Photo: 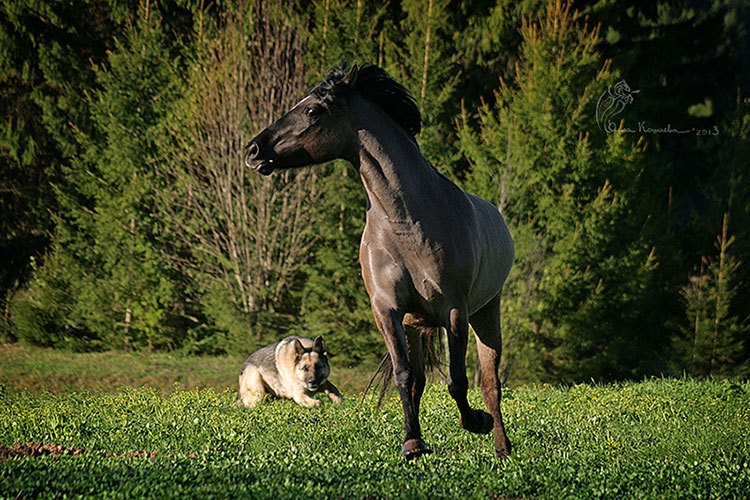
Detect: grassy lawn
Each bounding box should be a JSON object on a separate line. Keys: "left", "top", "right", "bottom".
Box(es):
{"left": 1, "top": 362, "right": 748, "bottom": 498}
{"left": 0, "top": 343, "right": 375, "bottom": 396}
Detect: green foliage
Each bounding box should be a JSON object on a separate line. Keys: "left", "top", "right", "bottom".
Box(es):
{"left": 3, "top": 0, "right": 748, "bottom": 381}
{"left": 174, "top": 283, "right": 254, "bottom": 357}
{"left": 676, "top": 215, "right": 748, "bottom": 377}
{"left": 12, "top": 3, "right": 182, "bottom": 350}
{"left": 0, "top": 0, "right": 128, "bottom": 326}
{"left": 461, "top": 2, "right": 660, "bottom": 383}
{"left": 385, "top": 0, "right": 459, "bottom": 170}
{"left": 1, "top": 379, "right": 749, "bottom": 498}
{"left": 308, "top": 0, "right": 387, "bottom": 75}
{"left": 453, "top": 0, "right": 546, "bottom": 125}
{"left": 9, "top": 249, "right": 91, "bottom": 350}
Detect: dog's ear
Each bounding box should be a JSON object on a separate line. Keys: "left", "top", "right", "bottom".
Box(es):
{"left": 313, "top": 335, "right": 327, "bottom": 356}
{"left": 293, "top": 338, "right": 305, "bottom": 360}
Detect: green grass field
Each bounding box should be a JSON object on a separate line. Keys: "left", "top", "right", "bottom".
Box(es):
{"left": 1, "top": 345, "right": 749, "bottom": 498}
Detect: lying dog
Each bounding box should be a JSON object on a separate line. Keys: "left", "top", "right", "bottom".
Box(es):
{"left": 237, "top": 335, "right": 343, "bottom": 408}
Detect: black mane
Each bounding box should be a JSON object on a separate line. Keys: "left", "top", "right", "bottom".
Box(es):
{"left": 311, "top": 63, "right": 422, "bottom": 138}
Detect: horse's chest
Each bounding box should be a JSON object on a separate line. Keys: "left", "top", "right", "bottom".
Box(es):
{"left": 362, "top": 220, "right": 455, "bottom": 300}
{"left": 391, "top": 223, "right": 446, "bottom": 269}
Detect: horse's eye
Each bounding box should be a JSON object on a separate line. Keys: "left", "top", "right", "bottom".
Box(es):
{"left": 306, "top": 107, "right": 320, "bottom": 117}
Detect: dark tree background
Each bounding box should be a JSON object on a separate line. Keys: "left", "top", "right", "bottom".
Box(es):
{"left": 1, "top": 0, "right": 748, "bottom": 382}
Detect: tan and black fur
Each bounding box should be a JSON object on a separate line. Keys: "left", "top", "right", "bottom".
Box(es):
{"left": 237, "top": 335, "right": 343, "bottom": 408}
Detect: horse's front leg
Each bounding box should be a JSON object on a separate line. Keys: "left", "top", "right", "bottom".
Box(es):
{"left": 446, "top": 307, "right": 494, "bottom": 435}
{"left": 371, "top": 302, "right": 430, "bottom": 459}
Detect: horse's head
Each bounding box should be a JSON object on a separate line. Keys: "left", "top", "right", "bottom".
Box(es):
{"left": 245, "top": 65, "right": 359, "bottom": 175}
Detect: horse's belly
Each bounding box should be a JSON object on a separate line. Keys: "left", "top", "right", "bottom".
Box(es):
{"left": 360, "top": 204, "right": 513, "bottom": 320}
{"left": 403, "top": 312, "right": 441, "bottom": 328}
{"left": 465, "top": 248, "right": 513, "bottom": 315}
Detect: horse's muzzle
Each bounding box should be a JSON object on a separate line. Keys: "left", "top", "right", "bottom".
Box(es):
{"left": 244, "top": 142, "right": 274, "bottom": 175}
{"left": 248, "top": 160, "right": 274, "bottom": 176}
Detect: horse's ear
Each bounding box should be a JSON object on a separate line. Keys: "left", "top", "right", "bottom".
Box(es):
{"left": 342, "top": 63, "right": 358, "bottom": 87}
{"left": 313, "top": 335, "right": 327, "bottom": 356}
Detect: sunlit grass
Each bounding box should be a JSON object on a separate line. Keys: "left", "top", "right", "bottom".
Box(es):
{"left": 1, "top": 378, "right": 748, "bottom": 498}
{"left": 0, "top": 343, "right": 375, "bottom": 396}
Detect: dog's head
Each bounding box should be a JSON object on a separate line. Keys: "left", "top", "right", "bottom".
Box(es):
{"left": 292, "top": 336, "right": 331, "bottom": 392}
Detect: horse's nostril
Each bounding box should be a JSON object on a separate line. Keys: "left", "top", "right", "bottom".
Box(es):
{"left": 246, "top": 142, "right": 260, "bottom": 160}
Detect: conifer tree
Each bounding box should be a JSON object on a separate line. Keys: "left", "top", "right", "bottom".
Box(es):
{"left": 309, "top": 0, "right": 386, "bottom": 75}
{"left": 386, "top": 0, "right": 458, "bottom": 169}
{"left": 460, "top": 1, "right": 659, "bottom": 382}
{"left": 0, "top": 0, "right": 128, "bottom": 329}
{"left": 677, "top": 214, "right": 747, "bottom": 377}
{"left": 13, "top": 2, "right": 182, "bottom": 349}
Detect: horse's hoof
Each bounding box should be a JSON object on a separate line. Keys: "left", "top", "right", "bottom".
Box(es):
{"left": 461, "top": 409, "right": 494, "bottom": 434}
{"left": 495, "top": 436, "right": 512, "bottom": 459}
{"left": 401, "top": 438, "right": 432, "bottom": 460}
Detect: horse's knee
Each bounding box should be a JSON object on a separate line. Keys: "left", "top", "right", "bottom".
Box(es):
{"left": 393, "top": 365, "right": 413, "bottom": 390}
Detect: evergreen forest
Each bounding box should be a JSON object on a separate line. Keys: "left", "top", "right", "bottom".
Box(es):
{"left": 2, "top": 0, "right": 748, "bottom": 383}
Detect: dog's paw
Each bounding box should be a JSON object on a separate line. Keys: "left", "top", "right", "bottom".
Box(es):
{"left": 330, "top": 394, "right": 343, "bottom": 405}
{"left": 302, "top": 398, "right": 323, "bottom": 408}
{"left": 294, "top": 395, "right": 322, "bottom": 408}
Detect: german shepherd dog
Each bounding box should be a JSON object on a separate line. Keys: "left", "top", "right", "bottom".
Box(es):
{"left": 237, "top": 336, "right": 343, "bottom": 408}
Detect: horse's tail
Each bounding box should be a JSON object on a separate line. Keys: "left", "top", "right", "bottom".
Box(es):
{"left": 362, "top": 327, "right": 445, "bottom": 409}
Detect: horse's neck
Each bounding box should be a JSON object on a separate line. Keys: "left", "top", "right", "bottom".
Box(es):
{"left": 353, "top": 105, "right": 444, "bottom": 223}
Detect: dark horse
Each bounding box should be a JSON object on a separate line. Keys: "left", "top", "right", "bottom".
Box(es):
{"left": 245, "top": 64, "right": 514, "bottom": 459}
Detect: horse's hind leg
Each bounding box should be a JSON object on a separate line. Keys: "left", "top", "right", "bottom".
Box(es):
{"left": 446, "top": 307, "right": 494, "bottom": 435}
{"left": 469, "top": 294, "right": 512, "bottom": 459}
{"left": 372, "top": 303, "right": 430, "bottom": 459}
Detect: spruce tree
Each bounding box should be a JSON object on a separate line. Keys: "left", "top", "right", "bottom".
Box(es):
{"left": 309, "top": 0, "right": 386, "bottom": 75}
{"left": 677, "top": 214, "right": 747, "bottom": 377}
{"left": 13, "top": 2, "right": 182, "bottom": 349}
{"left": 385, "top": 0, "right": 458, "bottom": 169}
{"left": 0, "top": 0, "right": 128, "bottom": 330}
{"left": 460, "top": 1, "right": 659, "bottom": 382}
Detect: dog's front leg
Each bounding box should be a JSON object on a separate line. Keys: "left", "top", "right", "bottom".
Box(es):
{"left": 321, "top": 380, "right": 343, "bottom": 404}
{"left": 293, "top": 391, "right": 322, "bottom": 408}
